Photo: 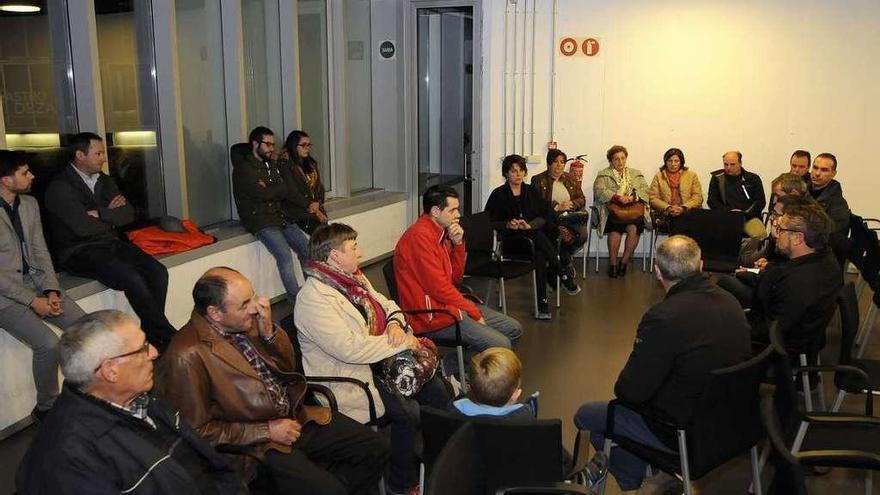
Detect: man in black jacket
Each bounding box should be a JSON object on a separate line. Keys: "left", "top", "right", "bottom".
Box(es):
{"left": 574, "top": 235, "right": 751, "bottom": 492}
{"left": 232, "top": 126, "right": 309, "bottom": 304}
{"left": 747, "top": 203, "right": 842, "bottom": 355}
{"left": 16, "top": 310, "right": 245, "bottom": 495}
{"left": 44, "top": 132, "right": 175, "bottom": 350}
{"left": 809, "top": 153, "right": 850, "bottom": 237}
{"left": 707, "top": 150, "right": 767, "bottom": 238}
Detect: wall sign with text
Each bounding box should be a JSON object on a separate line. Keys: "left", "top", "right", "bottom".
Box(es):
{"left": 558, "top": 37, "right": 601, "bottom": 58}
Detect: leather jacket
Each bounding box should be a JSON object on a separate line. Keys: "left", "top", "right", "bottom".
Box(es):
{"left": 159, "top": 312, "right": 331, "bottom": 480}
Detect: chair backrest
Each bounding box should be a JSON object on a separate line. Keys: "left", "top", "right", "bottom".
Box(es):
{"left": 382, "top": 257, "right": 400, "bottom": 302}
{"left": 279, "top": 314, "right": 306, "bottom": 373}
{"left": 421, "top": 406, "right": 565, "bottom": 494}
{"left": 460, "top": 211, "right": 494, "bottom": 253}
{"left": 425, "top": 423, "right": 483, "bottom": 495}
{"left": 836, "top": 283, "right": 860, "bottom": 367}
{"left": 760, "top": 394, "right": 809, "bottom": 495}
{"left": 670, "top": 209, "right": 743, "bottom": 272}
{"left": 686, "top": 345, "right": 775, "bottom": 477}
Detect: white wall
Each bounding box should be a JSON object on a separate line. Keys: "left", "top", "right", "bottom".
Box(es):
{"left": 480, "top": 0, "right": 880, "bottom": 217}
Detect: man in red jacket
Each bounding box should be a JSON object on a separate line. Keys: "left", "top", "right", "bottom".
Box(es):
{"left": 394, "top": 185, "right": 522, "bottom": 374}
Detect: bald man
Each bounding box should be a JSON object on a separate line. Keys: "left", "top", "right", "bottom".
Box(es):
{"left": 159, "top": 267, "right": 389, "bottom": 495}
{"left": 707, "top": 151, "right": 767, "bottom": 238}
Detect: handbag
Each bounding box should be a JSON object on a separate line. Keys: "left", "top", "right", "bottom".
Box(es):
{"left": 374, "top": 337, "right": 440, "bottom": 397}
{"left": 607, "top": 200, "right": 645, "bottom": 224}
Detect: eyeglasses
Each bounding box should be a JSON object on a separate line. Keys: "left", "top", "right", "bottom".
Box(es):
{"left": 260, "top": 141, "right": 275, "bottom": 148}
{"left": 773, "top": 225, "right": 803, "bottom": 236}
{"left": 93, "top": 341, "right": 151, "bottom": 373}
{"left": 297, "top": 143, "right": 312, "bottom": 148}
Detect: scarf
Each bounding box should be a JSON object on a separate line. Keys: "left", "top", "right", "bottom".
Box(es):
{"left": 664, "top": 169, "right": 683, "bottom": 206}
{"left": 611, "top": 166, "right": 631, "bottom": 195}
{"left": 304, "top": 261, "right": 388, "bottom": 335}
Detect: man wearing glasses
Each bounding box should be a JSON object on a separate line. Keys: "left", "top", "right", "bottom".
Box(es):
{"left": 231, "top": 126, "right": 310, "bottom": 305}
{"left": 16, "top": 310, "right": 245, "bottom": 494}
{"left": 743, "top": 203, "right": 842, "bottom": 353}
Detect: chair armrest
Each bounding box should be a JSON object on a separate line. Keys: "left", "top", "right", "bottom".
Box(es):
{"left": 803, "top": 413, "right": 880, "bottom": 427}
{"left": 797, "top": 449, "right": 880, "bottom": 468}
{"left": 794, "top": 364, "right": 870, "bottom": 383}
{"left": 303, "top": 375, "right": 378, "bottom": 424}
{"left": 401, "top": 308, "right": 463, "bottom": 346}
{"left": 496, "top": 482, "right": 595, "bottom": 495}
{"left": 306, "top": 382, "right": 338, "bottom": 412}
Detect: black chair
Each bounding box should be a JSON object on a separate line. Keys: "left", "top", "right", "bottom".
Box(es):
{"left": 420, "top": 406, "right": 592, "bottom": 495}
{"left": 670, "top": 209, "right": 744, "bottom": 273}
{"left": 847, "top": 217, "right": 880, "bottom": 357}
{"left": 586, "top": 205, "right": 650, "bottom": 274}
{"left": 598, "top": 345, "right": 775, "bottom": 495}
{"left": 763, "top": 333, "right": 880, "bottom": 495}
{"left": 758, "top": 394, "right": 810, "bottom": 495}
{"left": 459, "top": 211, "right": 539, "bottom": 317}
{"left": 381, "top": 257, "right": 468, "bottom": 390}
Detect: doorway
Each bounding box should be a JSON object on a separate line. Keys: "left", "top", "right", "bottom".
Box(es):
{"left": 412, "top": 3, "right": 481, "bottom": 216}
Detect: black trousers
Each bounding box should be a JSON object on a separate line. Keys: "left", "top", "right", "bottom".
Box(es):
{"left": 260, "top": 412, "right": 390, "bottom": 495}
{"left": 63, "top": 240, "right": 176, "bottom": 350}
{"left": 505, "top": 230, "right": 563, "bottom": 302}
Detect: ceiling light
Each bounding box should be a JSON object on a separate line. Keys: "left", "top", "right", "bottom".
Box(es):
{"left": 0, "top": 2, "right": 41, "bottom": 13}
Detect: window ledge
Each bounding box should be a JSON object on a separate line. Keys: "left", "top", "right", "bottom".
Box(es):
{"left": 60, "top": 190, "right": 408, "bottom": 300}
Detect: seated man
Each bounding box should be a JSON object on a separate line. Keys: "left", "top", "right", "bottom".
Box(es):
{"left": 808, "top": 152, "right": 850, "bottom": 239}
{"left": 160, "top": 267, "right": 388, "bottom": 495}
{"left": 394, "top": 185, "right": 523, "bottom": 372}
{"left": 745, "top": 203, "right": 842, "bottom": 355}
{"left": 739, "top": 176, "right": 809, "bottom": 268}
{"left": 788, "top": 149, "right": 811, "bottom": 183}
{"left": 574, "top": 236, "right": 751, "bottom": 492}
{"left": 0, "top": 150, "right": 85, "bottom": 420}
{"left": 16, "top": 310, "right": 244, "bottom": 494}
{"left": 707, "top": 151, "right": 767, "bottom": 238}
{"left": 231, "top": 126, "right": 309, "bottom": 305}
{"left": 44, "top": 132, "right": 175, "bottom": 350}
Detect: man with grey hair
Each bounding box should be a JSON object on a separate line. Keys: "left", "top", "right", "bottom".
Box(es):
{"left": 573, "top": 236, "right": 751, "bottom": 493}
{"left": 16, "top": 310, "right": 245, "bottom": 494}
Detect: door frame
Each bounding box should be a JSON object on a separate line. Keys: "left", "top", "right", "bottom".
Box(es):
{"left": 404, "top": 0, "right": 482, "bottom": 221}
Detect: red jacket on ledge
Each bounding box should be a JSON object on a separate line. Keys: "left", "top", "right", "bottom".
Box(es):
{"left": 394, "top": 214, "right": 482, "bottom": 334}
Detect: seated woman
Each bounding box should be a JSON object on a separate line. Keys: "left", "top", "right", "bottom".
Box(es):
{"left": 294, "top": 223, "right": 451, "bottom": 495}
{"left": 647, "top": 148, "right": 703, "bottom": 230}
{"left": 531, "top": 149, "right": 589, "bottom": 278}
{"left": 593, "top": 145, "right": 651, "bottom": 278}
{"left": 485, "top": 154, "right": 580, "bottom": 320}
{"left": 282, "top": 130, "right": 328, "bottom": 234}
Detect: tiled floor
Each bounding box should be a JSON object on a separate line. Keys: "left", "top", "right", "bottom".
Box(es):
{"left": 1, "top": 258, "right": 877, "bottom": 494}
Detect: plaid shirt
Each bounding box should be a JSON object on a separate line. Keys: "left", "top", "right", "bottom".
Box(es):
{"left": 209, "top": 320, "right": 291, "bottom": 417}
{"left": 109, "top": 393, "right": 156, "bottom": 429}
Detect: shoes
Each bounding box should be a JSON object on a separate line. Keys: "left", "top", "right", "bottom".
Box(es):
{"left": 618, "top": 260, "right": 628, "bottom": 276}
{"left": 564, "top": 261, "right": 577, "bottom": 280}
{"left": 608, "top": 262, "right": 618, "bottom": 278}
{"left": 537, "top": 299, "right": 552, "bottom": 320}
{"left": 636, "top": 469, "right": 684, "bottom": 495}
{"left": 581, "top": 452, "right": 609, "bottom": 488}
{"left": 31, "top": 406, "right": 50, "bottom": 422}
{"left": 561, "top": 274, "right": 581, "bottom": 295}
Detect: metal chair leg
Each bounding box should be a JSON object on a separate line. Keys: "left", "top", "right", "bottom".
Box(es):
{"left": 831, "top": 389, "right": 847, "bottom": 412}
{"left": 748, "top": 443, "right": 770, "bottom": 495}
{"left": 532, "top": 271, "right": 538, "bottom": 318}
{"left": 599, "top": 439, "right": 613, "bottom": 495}
{"left": 556, "top": 274, "right": 561, "bottom": 308}
{"left": 677, "top": 430, "right": 693, "bottom": 495}
{"left": 500, "top": 278, "right": 508, "bottom": 315}
{"left": 799, "top": 354, "right": 814, "bottom": 412}
{"left": 641, "top": 231, "right": 648, "bottom": 272}
{"left": 456, "top": 345, "right": 467, "bottom": 392}
{"left": 856, "top": 303, "right": 878, "bottom": 359}
{"left": 816, "top": 355, "right": 827, "bottom": 411}
{"left": 750, "top": 445, "right": 763, "bottom": 495}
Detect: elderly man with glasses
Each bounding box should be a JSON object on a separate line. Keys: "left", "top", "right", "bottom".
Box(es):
{"left": 16, "top": 310, "right": 246, "bottom": 494}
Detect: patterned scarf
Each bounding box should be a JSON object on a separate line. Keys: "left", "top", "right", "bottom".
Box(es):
{"left": 611, "top": 166, "right": 631, "bottom": 195}
{"left": 304, "top": 261, "right": 388, "bottom": 335}
{"left": 665, "top": 169, "right": 683, "bottom": 206}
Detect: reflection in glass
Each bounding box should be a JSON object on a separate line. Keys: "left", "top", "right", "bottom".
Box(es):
{"left": 343, "top": 0, "right": 373, "bottom": 192}
{"left": 0, "top": 5, "right": 77, "bottom": 205}
{"left": 242, "top": 0, "right": 282, "bottom": 132}
{"left": 175, "top": 0, "right": 229, "bottom": 225}
{"left": 95, "top": 0, "right": 165, "bottom": 220}
{"left": 297, "top": 0, "right": 331, "bottom": 192}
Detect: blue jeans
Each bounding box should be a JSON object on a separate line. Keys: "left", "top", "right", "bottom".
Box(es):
{"left": 574, "top": 401, "right": 676, "bottom": 491}
{"left": 256, "top": 224, "right": 310, "bottom": 304}
{"left": 425, "top": 304, "right": 523, "bottom": 374}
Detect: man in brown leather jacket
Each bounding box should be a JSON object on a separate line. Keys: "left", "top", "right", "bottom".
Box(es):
{"left": 159, "top": 267, "right": 389, "bottom": 495}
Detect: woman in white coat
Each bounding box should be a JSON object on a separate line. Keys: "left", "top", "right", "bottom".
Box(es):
{"left": 294, "top": 223, "right": 450, "bottom": 495}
